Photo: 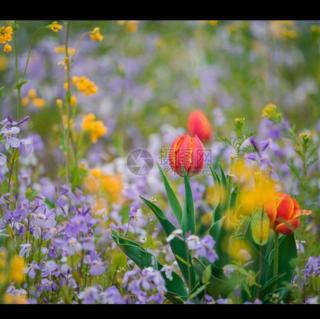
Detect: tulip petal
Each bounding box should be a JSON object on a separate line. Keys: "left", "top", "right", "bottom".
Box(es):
{"left": 275, "top": 219, "right": 300, "bottom": 235}
{"left": 190, "top": 135, "right": 204, "bottom": 175}
{"left": 264, "top": 200, "right": 277, "bottom": 226}
{"left": 169, "top": 135, "right": 185, "bottom": 175}
{"left": 276, "top": 194, "right": 294, "bottom": 223}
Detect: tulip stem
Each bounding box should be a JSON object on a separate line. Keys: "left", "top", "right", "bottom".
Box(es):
{"left": 273, "top": 232, "right": 279, "bottom": 279}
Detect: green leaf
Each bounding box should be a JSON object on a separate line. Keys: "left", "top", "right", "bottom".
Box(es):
{"left": 209, "top": 218, "right": 223, "bottom": 243}
{"left": 250, "top": 211, "right": 270, "bottom": 246}
{"left": 261, "top": 273, "right": 286, "bottom": 293}
{"left": 218, "top": 165, "right": 227, "bottom": 188}
{"left": 210, "top": 166, "right": 221, "bottom": 185}
{"left": 202, "top": 265, "right": 212, "bottom": 284}
{"left": 140, "top": 196, "right": 197, "bottom": 290}
{"left": 188, "top": 283, "right": 209, "bottom": 301}
{"left": 44, "top": 198, "right": 55, "bottom": 209}
{"left": 278, "top": 234, "right": 297, "bottom": 283}
{"left": 158, "top": 164, "right": 182, "bottom": 223}
{"left": 229, "top": 187, "right": 238, "bottom": 208}
{"left": 25, "top": 188, "right": 39, "bottom": 201}
{"left": 16, "top": 79, "right": 28, "bottom": 90}
{"left": 212, "top": 203, "right": 223, "bottom": 223}
{"left": 112, "top": 231, "right": 188, "bottom": 300}
{"left": 263, "top": 233, "right": 297, "bottom": 292}
{"left": 182, "top": 173, "right": 195, "bottom": 234}
{"left": 112, "top": 230, "right": 156, "bottom": 269}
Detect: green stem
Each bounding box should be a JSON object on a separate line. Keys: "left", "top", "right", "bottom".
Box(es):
{"left": 13, "top": 21, "right": 22, "bottom": 120}
{"left": 64, "top": 21, "right": 72, "bottom": 184}
{"left": 22, "top": 27, "right": 45, "bottom": 78}
{"left": 257, "top": 209, "right": 264, "bottom": 298}
{"left": 273, "top": 232, "right": 279, "bottom": 279}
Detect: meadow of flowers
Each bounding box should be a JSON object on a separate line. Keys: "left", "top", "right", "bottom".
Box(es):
{"left": 0, "top": 20, "right": 319, "bottom": 305}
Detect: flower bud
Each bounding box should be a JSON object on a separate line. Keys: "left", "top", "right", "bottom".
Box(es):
{"left": 169, "top": 134, "right": 205, "bottom": 176}
{"left": 187, "top": 109, "right": 213, "bottom": 143}
{"left": 264, "top": 193, "right": 312, "bottom": 235}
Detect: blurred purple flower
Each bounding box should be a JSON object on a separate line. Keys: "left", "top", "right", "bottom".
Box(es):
{"left": 123, "top": 267, "right": 166, "bottom": 304}
{"left": 186, "top": 234, "right": 218, "bottom": 263}
{"left": 100, "top": 286, "right": 125, "bottom": 304}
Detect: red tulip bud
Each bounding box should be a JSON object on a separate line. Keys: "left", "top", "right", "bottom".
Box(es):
{"left": 187, "top": 109, "right": 213, "bottom": 143}
{"left": 169, "top": 134, "right": 205, "bottom": 176}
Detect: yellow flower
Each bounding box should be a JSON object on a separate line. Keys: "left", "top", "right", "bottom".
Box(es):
{"left": 9, "top": 255, "right": 25, "bottom": 284}
{"left": 81, "top": 113, "right": 107, "bottom": 143}
{"left": 28, "top": 88, "right": 37, "bottom": 99}
{"left": 227, "top": 22, "right": 241, "bottom": 34}
{"left": 118, "top": 21, "right": 139, "bottom": 33}
{"left": 72, "top": 76, "right": 98, "bottom": 96}
{"left": 22, "top": 88, "right": 45, "bottom": 108}
{"left": 310, "top": 25, "right": 320, "bottom": 33}
{"left": 70, "top": 95, "right": 77, "bottom": 106}
{"left": 270, "top": 21, "right": 297, "bottom": 39}
{"left": 0, "top": 273, "right": 6, "bottom": 285}
{"left": 91, "top": 167, "right": 103, "bottom": 177}
{"left": 22, "top": 96, "right": 29, "bottom": 107}
{"left": 0, "top": 25, "right": 13, "bottom": 44}
{"left": 61, "top": 115, "right": 74, "bottom": 129}
{"left": 127, "top": 21, "right": 138, "bottom": 33}
{"left": 89, "top": 27, "right": 104, "bottom": 42}
{"left": 84, "top": 168, "right": 123, "bottom": 203}
{"left": 262, "top": 103, "right": 282, "bottom": 122}
{"left": 0, "top": 55, "right": 8, "bottom": 72}
{"left": 201, "top": 212, "right": 212, "bottom": 227}
{"left": 0, "top": 249, "right": 7, "bottom": 268}
{"left": 208, "top": 20, "right": 219, "bottom": 26}
{"left": 101, "top": 174, "right": 123, "bottom": 203}
{"left": 64, "top": 81, "right": 69, "bottom": 91}
{"left": 230, "top": 158, "right": 253, "bottom": 184}
{"left": 3, "top": 293, "right": 28, "bottom": 304}
{"left": 206, "top": 184, "right": 226, "bottom": 206}
{"left": 3, "top": 43, "right": 12, "bottom": 53}
{"left": 33, "top": 97, "right": 46, "bottom": 108}
{"left": 56, "top": 98, "right": 63, "bottom": 108}
{"left": 223, "top": 209, "right": 241, "bottom": 230}
{"left": 299, "top": 130, "right": 311, "bottom": 142}
{"left": 54, "top": 46, "right": 76, "bottom": 56}
{"left": 225, "top": 238, "right": 252, "bottom": 264}
{"left": 49, "top": 21, "right": 63, "bottom": 33}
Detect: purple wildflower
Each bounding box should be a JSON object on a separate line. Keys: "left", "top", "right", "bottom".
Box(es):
{"left": 303, "top": 256, "right": 320, "bottom": 280}
{"left": 100, "top": 286, "right": 125, "bottom": 304}
{"left": 186, "top": 234, "right": 218, "bottom": 263}
{"left": 123, "top": 267, "right": 166, "bottom": 304}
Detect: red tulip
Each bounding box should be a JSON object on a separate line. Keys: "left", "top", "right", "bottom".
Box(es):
{"left": 169, "top": 134, "right": 205, "bottom": 176}
{"left": 187, "top": 109, "right": 213, "bottom": 143}
{"left": 264, "top": 193, "right": 312, "bottom": 235}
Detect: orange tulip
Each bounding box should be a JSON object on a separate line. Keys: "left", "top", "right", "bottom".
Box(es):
{"left": 169, "top": 134, "right": 205, "bottom": 176}
{"left": 187, "top": 109, "right": 213, "bottom": 143}
{"left": 264, "top": 193, "right": 312, "bottom": 235}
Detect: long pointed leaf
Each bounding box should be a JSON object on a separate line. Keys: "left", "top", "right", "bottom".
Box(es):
{"left": 112, "top": 231, "right": 188, "bottom": 300}
{"left": 158, "top": 164, "right": 183, "bottom": 223}
{"left": 140, "top": 196, "right": 197, "bottom": 289}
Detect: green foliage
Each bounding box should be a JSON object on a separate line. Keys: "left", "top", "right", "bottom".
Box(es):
{"left": 112, "top": 231, "right": 188, "bottom": 302}
{"left": 140, "top": 196, "right": 197, "bottom": 290}
{"left": 182, "top": 173, "right": 195, "bottom": 235}
{"left": 158, "top": 164, "right": 182, "bottom": 223}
